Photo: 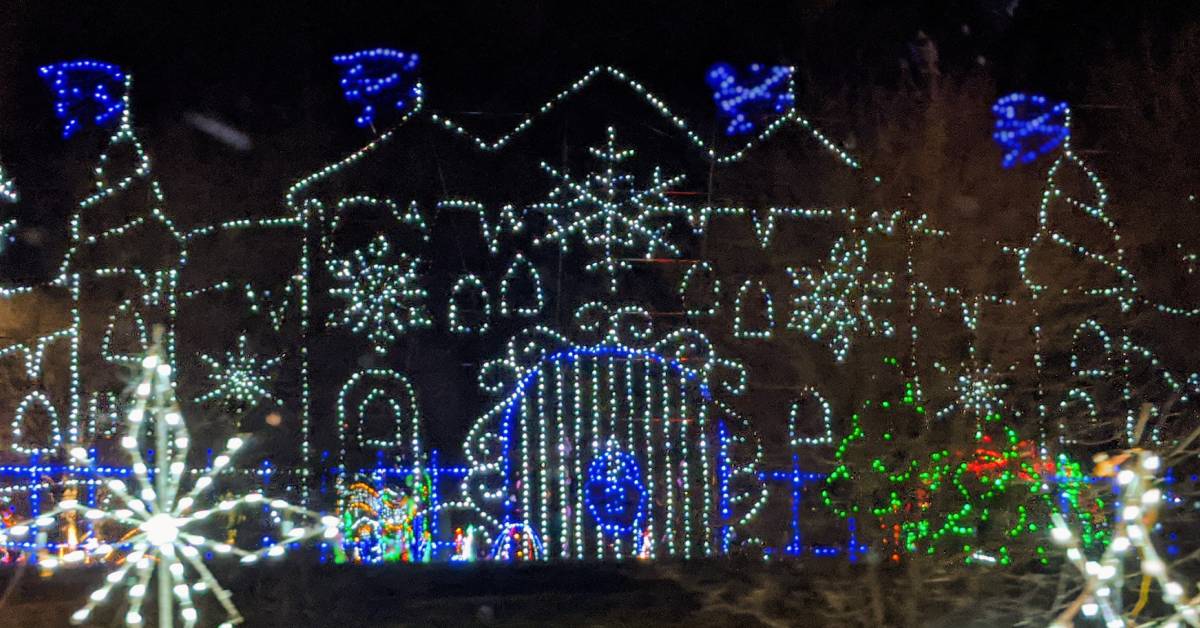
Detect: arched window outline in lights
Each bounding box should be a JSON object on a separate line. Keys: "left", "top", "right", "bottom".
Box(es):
{"left": 448, "top": 273, "right": 491, "bottom": 335}
{"left": 336, "top": 368, "right": 424, "bottom": 483}
{"left": 679, "top": 260, "right": 721, "bottom": 318}
{"left": 732, "top": 279, "right": 774, "bottom": 339}
{"left": 788, "top": 388, "right": 834, "bottom": 447}
{"left": 498, "top": 253, "right": 544, "bottom": 317}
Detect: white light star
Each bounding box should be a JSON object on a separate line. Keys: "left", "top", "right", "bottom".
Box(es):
{"left": 194, "top": 334, "right": 281, "bottom": 408}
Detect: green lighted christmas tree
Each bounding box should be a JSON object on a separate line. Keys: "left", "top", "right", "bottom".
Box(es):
{"left": 821, "top": 357, "right": 1100, "bottom": 565}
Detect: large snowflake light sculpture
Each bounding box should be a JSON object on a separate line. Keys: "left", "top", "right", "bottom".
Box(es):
{"left": 327, "top": 234, "right": 432, "bottom": 354}
{"left": 194, "top": 334, "right": 281, "bottom": 408}
{"left": 531, "top": 126, "right": 687, "bottom": 292}
{"left": 0, "top": 340, "right": 337, "bottom": 628}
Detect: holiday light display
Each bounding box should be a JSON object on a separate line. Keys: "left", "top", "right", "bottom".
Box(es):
{"left": 531, "top": 126, "right": 687, "bottom": 293}
{"left": 821, "top": 357, "right": 1089, "bottom": 565}
{"left": 194, "top": 335, "right": 281, "bottom": 408}
{"left": 0, "top": 341, "right": 337, "bottom": 628}
{"left": 336, "top": 473, "right": 431, "bottom": 564}
{"left": 38, "top": 60, "right": 127, "bottom": 138}
{"left": 269, "top": 61, "right": 868, "bottom": 494}
{"left": 992, "top": 92, "right": 1069, "bottom": 169}
{"left": 1048, "top": 449, "right": 1198, "bottom": 627}
{"left": 4, "top": 50, "right": 1199, "bottom": 587}
{"left": 498, "top": 252, "right": 544, "bottom": 317}
{"left": 706, "top": 63, "right": 795, "bottom": 136}
{"left": 458, "top": 310, "right": 761, "bottom": 561}
{"left": 332, "top": 49, "right": 422, "bottom": 129}
{"left": 327, "top": 234, "right": 432, "bottom": 354}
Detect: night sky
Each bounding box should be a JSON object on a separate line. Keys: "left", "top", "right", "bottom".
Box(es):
{"left": 1, "top": 0, "right": 1194, "bottom": 276}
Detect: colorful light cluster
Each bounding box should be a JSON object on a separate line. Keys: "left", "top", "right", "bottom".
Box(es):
{"left": 0, "top": 342, "right": 336, "bottom": 628}
{"left": 336, "top": 474, "right": 432, "bottom": 564}
{"left": 821, "top": 358, "right": 1085, "bottom": 565}
{"left": 992, "top": 92, "right": 1069, "bottom": 169}
{"left": 706, "top": 63, "right": 796, "bottom": 136}
{"left": 331, "top": 49, "right": 422, "bottom": 129}
{"left": 38, "top": 60, "right": 127, "bottom": 138}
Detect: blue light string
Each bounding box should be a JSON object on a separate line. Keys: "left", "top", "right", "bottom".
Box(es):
{"left": 991, "top": 92, "right": 1069, "bottom": 169}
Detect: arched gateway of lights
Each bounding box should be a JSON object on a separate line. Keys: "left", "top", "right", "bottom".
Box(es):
{"left": 0, "top": 51, "right": 1196, "bottom": 580}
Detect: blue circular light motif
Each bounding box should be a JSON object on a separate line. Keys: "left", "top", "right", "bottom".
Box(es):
{"left": 991, "top": 92, "right": 1070, "bottom": 169}
{"left": 585, "top": 442, "right": 646, "bottom": 535}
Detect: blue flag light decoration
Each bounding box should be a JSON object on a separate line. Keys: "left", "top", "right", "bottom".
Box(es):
{"left": 38, "top": 60, "right": 127, "bottom": 139}
{"left": 706, "top": 62, "right": 795, "bottom": 136}
{"left": 332, "top": 48, "right": 422, "bottom": 128}
{"left": 991, "top": 92, "right": 1070, "bottom": 169}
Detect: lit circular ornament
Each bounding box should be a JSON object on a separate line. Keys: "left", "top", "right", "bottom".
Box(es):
{"left": 991, "top": 92, "right": 1070, "bottom": 169}
{"left": 585, "top": 441, "right": 646, "bottom": 535}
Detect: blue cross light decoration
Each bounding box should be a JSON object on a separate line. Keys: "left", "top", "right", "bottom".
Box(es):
{"left": 332, "top": 48, "right": 422, "bottom": 128}
{"left": 585, "top": 441, "right": 646, "bottom": 535}
{"left": 38, "top": 60, "right": 127, "bottom": 139}
{"left": 991, "top": 92, "right": 1070, "bottom": 169}
{"left": 706, "top": 62, "right": 795, "bottom": 136}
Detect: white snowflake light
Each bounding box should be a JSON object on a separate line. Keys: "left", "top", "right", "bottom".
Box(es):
{"left": 194, "top": 334, "right": 281, "bottom": 408}
{"left": 531, "top": 126, "right": 687, "bottom": 293}
{"left": 786, "top": 236, "right": 895, "bottom": 362}
{"left": 327, "top": 234, "right": 432, "bottom": 354}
